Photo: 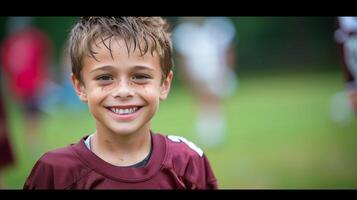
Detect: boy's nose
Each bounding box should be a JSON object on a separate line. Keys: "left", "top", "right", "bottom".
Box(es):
{"left": 111, "top": 80, "right": 134, "bottom": 99}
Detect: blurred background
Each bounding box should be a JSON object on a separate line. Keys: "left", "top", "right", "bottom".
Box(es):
{"left": 0, "top": 16, "right": 356, "bottom": 189}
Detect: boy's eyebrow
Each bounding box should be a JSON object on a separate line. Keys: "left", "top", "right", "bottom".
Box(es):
{"left": 89, "top": 65, "right": 115, "bottom": 73}
{"left": 132, "top": 65, "right": 155, "bottom": 71}
{"left": 89, "top": 65, "right": 155, "bottom": 74}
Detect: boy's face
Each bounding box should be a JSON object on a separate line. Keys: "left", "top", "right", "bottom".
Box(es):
{"left": 72, "top": 38, "right": 173, "bottom": 136}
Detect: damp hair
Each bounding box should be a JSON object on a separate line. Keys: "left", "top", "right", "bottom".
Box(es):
{"left": 68, "top": 16, "right": 173, "bottom": 83}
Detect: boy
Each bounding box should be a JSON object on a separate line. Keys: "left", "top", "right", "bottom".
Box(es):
{"left": 23, "top": 17, "right": 217, "bottom": 189}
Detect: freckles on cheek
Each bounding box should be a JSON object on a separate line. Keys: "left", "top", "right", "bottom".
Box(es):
{"left": 137, "top": 85, "right": 160, "bottom": 101}
{"left": 139, "top": 84, "right": 159, "bottom": 96}
{"left": 96, "top": 84, "right": 115, "bottom": 93}
{"left": 88, "top": 86, "right": 111, "bottom": 98}
{"left": 140, "top": 85, "right": 148, "bottom": 94}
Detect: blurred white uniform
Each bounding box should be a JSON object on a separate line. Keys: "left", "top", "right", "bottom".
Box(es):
{"left": 173, "top": 17, "right": 238, "bottom": 147}
{"left": 173, "top": 17, "right": 237, "bottom": 98}
{"left": 330, "top": 17, "right": 357, "bottom": 123}
{"left": 335, "top": 17, "right": 357, "bottom": 88}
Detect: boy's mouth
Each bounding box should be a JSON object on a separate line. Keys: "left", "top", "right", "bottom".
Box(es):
{"left": 106, "top": 106, "right": 142, "bottom": 115}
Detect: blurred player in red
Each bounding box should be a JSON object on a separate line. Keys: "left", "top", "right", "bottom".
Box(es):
{"left": 0, "top": 75, "right": 15, "bottom": 189}
{"left": 23, "top": 17, "right": 217, "bottom": 189}
{"left": 0, "top": 17, "right": 53, "bottom": 151}
{"left": 335, "top": 17, "right": 357, "bottom": 114}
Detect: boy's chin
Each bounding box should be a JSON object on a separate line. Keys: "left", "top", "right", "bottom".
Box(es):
{"left": 110, "top": 126, "right": 142, "bottom": 136}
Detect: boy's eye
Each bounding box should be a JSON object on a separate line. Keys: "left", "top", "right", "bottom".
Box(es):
{"left": 97, "top": 75, "right": 112, "bottom": 80}
{"left": 96, "top": 75, "right": 113, "bottom": 83}
{"left": 132, "top": 74, "right": 151, "bottom": 82}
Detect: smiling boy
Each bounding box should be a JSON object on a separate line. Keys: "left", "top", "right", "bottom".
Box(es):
{"left": 23, "top": 17, "right": 217, "bottom": 189}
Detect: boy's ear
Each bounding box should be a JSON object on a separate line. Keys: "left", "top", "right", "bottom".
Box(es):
{"left": 160, "top": 70, "right": 173, "bottom": 101}
{"left": 71, "top": 74, "right": 88, "bottom": 102}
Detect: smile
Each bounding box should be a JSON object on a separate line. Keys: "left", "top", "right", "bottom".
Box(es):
{"left": 106, "top": 106, "right": 142, "bottom": 115}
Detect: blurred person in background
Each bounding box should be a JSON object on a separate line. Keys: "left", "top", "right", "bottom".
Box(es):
{"left": 42, "top": 45, "right": 85, "bottom": 114}
{"left": 335, "top": 17, "right": 357, "bottom": 114}
{"left": 0, "top": 75, "right": 15, "bottom": 189}
{"left": 331, "top": 17, "right": 357, "bottom": 124}
{"left": 172, "top": 17, "right": 238, "bottom": 147}
{"left": 56, "top": 46, "right": 85, "bottom": 111}
{"left": 0, "top": 17, "right": 53, "bottom": 152}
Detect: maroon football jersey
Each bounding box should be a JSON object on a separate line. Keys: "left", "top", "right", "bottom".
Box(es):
{"left": 23, "top": 133, "right": 218, "bottom": 189}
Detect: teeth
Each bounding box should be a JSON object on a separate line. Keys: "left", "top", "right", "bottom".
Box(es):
{"left": 110, "top": 107, "right": 138, "bottom": 115}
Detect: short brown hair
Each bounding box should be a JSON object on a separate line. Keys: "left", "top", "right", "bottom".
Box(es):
{"left": 68, "top": 16, "right": 173, "bottom": 83}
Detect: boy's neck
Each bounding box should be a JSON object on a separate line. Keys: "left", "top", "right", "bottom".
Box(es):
{"left": 90, "top": 127, "right": 152, "bottom": 167}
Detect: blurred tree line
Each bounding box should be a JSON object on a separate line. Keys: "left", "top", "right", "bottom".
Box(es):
{"left": 0, "top": 16, "right": 339, "bottom": 81}
{"left": 231, "top": 17, "right": 339, "bottom": 73}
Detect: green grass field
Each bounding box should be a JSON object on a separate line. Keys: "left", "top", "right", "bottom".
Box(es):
{"left": 3, "top": 69, "right": 357, "bottom": 189}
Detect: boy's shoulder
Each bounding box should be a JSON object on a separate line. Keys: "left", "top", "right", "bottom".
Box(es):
{"left": 155, "top": 133, "right": 204, "bottom": 158}
{"left": 24, "top": 138, "right": 92, "bottom": 189}
{"left": 34, "top": 142, "right": 90, "bottom": 179}
{"left": 154, "top": 133, "right": 218, "bottom": 189}
{"left": 39, "top": 143, "right": 78, "bottom": 164}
